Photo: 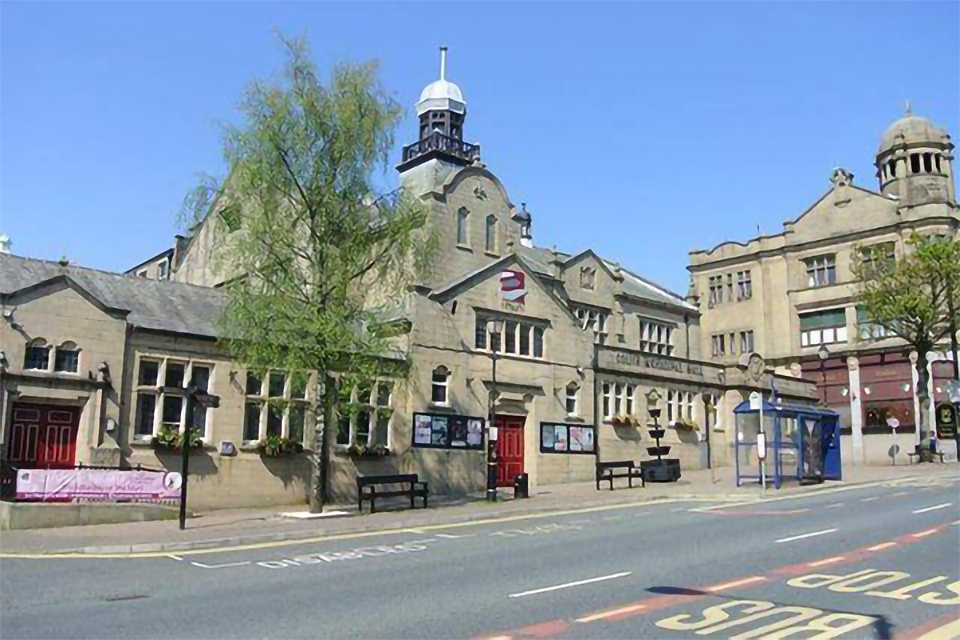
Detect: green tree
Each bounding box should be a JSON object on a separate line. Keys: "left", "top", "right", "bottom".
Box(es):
{"left": 853, "top": 233, "right": 960, "bottom": 443}
{"left": 185, "top": 36, "right": 434, "bottom": 510}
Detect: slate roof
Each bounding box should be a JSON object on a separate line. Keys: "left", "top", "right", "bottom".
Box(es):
{"left": 515, "top": 245, "right": 694, "bottom": 311}
{"left": 0, "top": 253, "right": 227, "bottom": 338}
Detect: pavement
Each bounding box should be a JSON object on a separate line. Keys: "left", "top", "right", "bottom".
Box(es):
{"left": 0, "top": 464, "right": 953, "bottom": 556}
{"left": 0, "top": 470, "right": 957, "bottom": 639}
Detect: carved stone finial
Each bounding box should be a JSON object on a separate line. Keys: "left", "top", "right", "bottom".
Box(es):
{"left": 830, "top": 167, "right": 853, "bottom": 188}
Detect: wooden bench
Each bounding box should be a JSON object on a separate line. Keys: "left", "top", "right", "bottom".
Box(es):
{"left": 596, "top": 460, "right": 645, "bottom": 491}
{"left": 357, "top": 473, "right": 428, "bottom": 514}
{"left": 907, "top": 444, "right": 945, "bottom": 464}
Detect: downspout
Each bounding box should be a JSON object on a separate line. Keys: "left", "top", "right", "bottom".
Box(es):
{"left": 593, "top": 343, "right": 600, "bottom": 462}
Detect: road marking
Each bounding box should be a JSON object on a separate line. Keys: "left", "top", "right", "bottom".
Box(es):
{"left": 706, "top": 576, "right": 767, "bottom": 592}
{"left": 167, "top": 554, "right": 183, "bottom": 561}
{"left": 602, "top": 515, "right": 622, "bottom": 521}
{"left": 867, "top": 542, "right": 897, "bottom": 551}
{"left": 862, "top": 496, "right": 880, "bottom": 502}
{"left": 508, "top": 572, "right": 631, "bottom": 599}
{"left": 912, "top": 528, "right": 940, "bottom": 538}
{"left": 776, "top": 528, "right": 838, "bottom": 543}
{"left": 435, "top": 533, "right": 475, "bottom": 539}
{"left": 576, "top": 604, "right": 646, "bottom": 623}
{"left": 670, "top": 508, "right": 686, "bottom": 513}
{"left": 405, "top": 539, "right": 436, "bottom": 544}
{"left": 891, "top": 491, "right": 911, "bottom": 497}
{"left": 952, "top": 520, "right": 960, "bottom": 526}
{"left": 190, "top": 560, "right": 252, "bottom": 569}
{"left": 807, "top": 556, "right": 845, "bottom": 567}
{"left": 913, "top": 503, "right": 953, "bottom": 514}
{"left": 826, "top": 502, "right": 844, "bottom": 509}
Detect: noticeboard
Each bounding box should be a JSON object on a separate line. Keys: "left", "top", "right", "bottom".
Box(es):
{"left": 412, "top": 412, "right": 484, "bottom": 450}
{"left": 540, "top": 423, "right": 596, "bottom": 455}
{"left": 935, "top": 402, "right": 957, "bottom": 440}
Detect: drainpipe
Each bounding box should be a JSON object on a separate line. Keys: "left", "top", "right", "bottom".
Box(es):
{"left": 593, "top": 343, "right": 601, "bottom": 462}
{"left": 684, "top": 314, "right": 691, "bottom": 360}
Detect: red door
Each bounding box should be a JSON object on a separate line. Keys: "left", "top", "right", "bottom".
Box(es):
{"left": 495, "top": 415, "right": 524, "bottom": 487}
{"left": 6, "top": 404, "right": 79, "bottom": 468}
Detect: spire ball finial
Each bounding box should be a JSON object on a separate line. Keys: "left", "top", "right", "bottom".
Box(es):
{"left": 439, "top": 46, "right": 448, "bottom": 81}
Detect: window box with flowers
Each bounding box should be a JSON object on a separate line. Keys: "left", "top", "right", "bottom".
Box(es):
{"left": 257, "top": 433, "right": 305, "bottom": 458}
{"left": 151, "top": 425, "right": 204, "bottom": 454}
{"left": 611, "top": 414, "right": 638, "bottom": 427}
{"left": 673, "top": 416, "right": 700, "bottom": 432}
{"left": 346, "top": 443, "right": 391, "bottom": 458}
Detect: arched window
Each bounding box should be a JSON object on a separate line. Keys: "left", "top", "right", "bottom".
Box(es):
{"left": 923, "top": 153, "right": 933, "bottom": 173}
{"left": 888, "top": 160, "right": 897, "bottom": 178}
{"left": 457, "top": 207, "right": 470, "bottom": 246}
{"left": 485, "top": 215, "right": 497, "bottom": 253}
{"left": 910, "top": 154, "right": 921, "bottom": 174}
{"left": 431, "top": 366, "right": 449, "bottom": 405}
{"left": 23, "top": 339, "right": 50, "bottom": 371}
{"left": 54, "top": 341, "right": 80, "bottom": 373}
{"left": 565, "top": 383, "right": 579, "bottom": 416}
{"left": 935, "top": 154, "right": 942, "bottom": 173}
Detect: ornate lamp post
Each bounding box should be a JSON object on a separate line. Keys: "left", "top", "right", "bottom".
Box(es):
{"left": 486, "top": 319, "right": 503, "bottom": 502}
{"left": 818, "top": 344, "right": 830, "bottom": 408}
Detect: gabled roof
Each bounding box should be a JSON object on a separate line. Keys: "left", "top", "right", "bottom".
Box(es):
{"left": 429, "top": 252, "right": 577, "bottom": 321}
{"left": 0, "top": 253, "right": 226, "bottom": 338}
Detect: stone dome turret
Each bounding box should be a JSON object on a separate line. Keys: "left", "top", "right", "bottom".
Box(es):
{"left": 416, "top": 47, "right": 466, "bottom": 116}
{"left": 878, "top": 110, "right": 950, "bottom": 154}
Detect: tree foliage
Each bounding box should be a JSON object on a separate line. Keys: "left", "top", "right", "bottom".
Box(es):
{"left": 183, "top": 35, "right": 434, "bottom": 507}
{"left": 854, "top": 232, "right": 960, "bottom": 438}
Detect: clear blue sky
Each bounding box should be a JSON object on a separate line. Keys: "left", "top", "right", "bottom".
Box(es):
{"left": 2, "top": 2, "right": 958, "bottom": 293}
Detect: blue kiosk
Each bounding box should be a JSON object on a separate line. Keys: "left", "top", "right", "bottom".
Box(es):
{"left": 733, "top": 398, "right": 841, "bottom": 489}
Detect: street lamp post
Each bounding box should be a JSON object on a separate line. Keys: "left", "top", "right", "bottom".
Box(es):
{"left": 818, "top": 344, "right": 830, "bottom": 408}
{"left": 487, "top": 319, "right": 503, "bottom": 502}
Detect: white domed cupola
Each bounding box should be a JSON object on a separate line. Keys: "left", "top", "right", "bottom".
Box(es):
{"left": 398, "top": 47, "right": 480, "bottom": 173}
{"left": 875, "top": 103, "right": 955, "bottom": 206}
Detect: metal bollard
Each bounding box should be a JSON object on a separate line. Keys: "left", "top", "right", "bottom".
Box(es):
{"left": 513, "top": 473, "right": 529, "bottom": 499}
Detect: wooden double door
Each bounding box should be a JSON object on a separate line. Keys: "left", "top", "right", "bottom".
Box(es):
{"left": 495, "top": 415, "right": 525, "bottom": 487}
{"left": 6, "top": 403, "right": 80, "bottom": 468}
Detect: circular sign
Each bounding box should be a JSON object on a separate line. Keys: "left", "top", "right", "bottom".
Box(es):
{"left": 886, "top": 417, "right": 900, "bottom": 430}
{"left": 163, "top": 472, "right": 183, "bottom": 492}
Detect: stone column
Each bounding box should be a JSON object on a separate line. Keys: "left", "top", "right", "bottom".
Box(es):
{"left": 847, "top": 357, "right": 863, "bottom": 466}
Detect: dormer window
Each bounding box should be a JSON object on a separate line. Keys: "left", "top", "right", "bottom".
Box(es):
{"left": 157, "top": 259, "right": 170, "bottom": 280}
{"left": 24, "top": 339, "right": 50, "bottom": 371}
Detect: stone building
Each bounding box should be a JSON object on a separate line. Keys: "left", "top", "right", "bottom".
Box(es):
{"left": 688, "top": 107, "right": 958, "bottom": 465}
{"left": 0, "top": 50, "right": 819, "bottom": 510}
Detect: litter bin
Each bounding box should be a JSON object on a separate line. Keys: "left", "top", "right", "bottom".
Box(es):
{"left": 513, "top": 473, "right": 529, "bottom": 499}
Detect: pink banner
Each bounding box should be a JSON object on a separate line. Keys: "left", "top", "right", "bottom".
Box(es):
{"left": 15, "top": 468, "right": 182, "bottom": 501}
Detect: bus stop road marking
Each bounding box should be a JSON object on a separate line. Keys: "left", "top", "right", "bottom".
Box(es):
{"left": 508, "top": 572, "right": 632, "bottom": 599}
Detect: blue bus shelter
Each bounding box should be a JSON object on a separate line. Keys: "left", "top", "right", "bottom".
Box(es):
{"left": 733, "top": 399, "right": 841, "bottom": 489}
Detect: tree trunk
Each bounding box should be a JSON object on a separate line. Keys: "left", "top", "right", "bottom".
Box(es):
{"left": 310, "top": 374, "right": 334, "bottom": 513}
{"left": 915, "top": 349, "right": 932, "bottom": 445}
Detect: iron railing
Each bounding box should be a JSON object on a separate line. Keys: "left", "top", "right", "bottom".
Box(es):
{"left": 401, "top": 131, "right": 480, "bottom": 164}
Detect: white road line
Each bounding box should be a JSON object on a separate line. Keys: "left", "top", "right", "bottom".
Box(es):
{"left": 891, "top": 491, "right": 911, "bottom": 497}
{"left": 912, "top": 502, "right": 953, "bottom": 514}
{"left": 508, "top": 572, "right": 632, "bottom": 599}
{"left": 706, "top": 576, "right": 768, "bottom": 592}
{"left": 435, "top": 533, "right": 476, "bottom": 539}
{"left": 807, "top": 556, "right": 845, "bottom": 567}
{"left": 190, "top": 560, "right": 252, "bottom": 570}
{"left": 862, "top": 496, "right": 880, "bottom": 502}
{"left": 912, "top": 528, "right": 940, "bottom": 538}
{"left": 952, "top": 520, "right": 960, "bottom": 526}
{"left": 405, "top": 539, "right": 436, "bottom": 545}
{"left": 775, "top": 528, "right": 838, "bottom": 544}
{"left": 576, "top": 604, "right": 647, "bottom": 623}
{"left": 867, "top": 542, "right": 898, "bottom": 551}
{"left": 826, "top": 503, "right": 844, "bottom": 509}
{"left": 167, "top": 554, "right": 183, "bottom": 561}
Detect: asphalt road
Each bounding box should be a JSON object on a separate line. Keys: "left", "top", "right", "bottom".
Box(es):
{"left": 2, "top": 474, "right": 958, "bottom": 640}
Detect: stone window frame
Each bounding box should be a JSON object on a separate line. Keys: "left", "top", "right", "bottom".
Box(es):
{"left": 803, "top": 254, "right": 837, "bottom": 288}
{"left": 431, "top": 366, "right": 450, "bottom": 406}
{"left": 640, "top": 319, "right": 674, "bottom": 356}
{"left": 456, "top": 207, "right": 471, "bottom": 248}
{"left": 23, "top": 338, "right": 82, "bottom": 375}
{"left": 474, "top": 312, "right": 546, "bottom": 360}
{"left": 574, "top": 306, "right": 609, "bottom": 341}
{"left": 334, "top": 379, "right": 393, "bottom": 450}
{"left": 665, "top": 389, "right": 695, "bottom": 425}
{"left": 243, "top": 370, "right": 312, "bottom": 446}
{"left": 157, "top": 258, "right": 170, "bottom": 280}
{"left": 565, "top": 382, "right": 579, "bottom": 417}
{"left": 736, "top": 270, "right": 752, "bottom": 301}
{"left": 707, "top": 275, "right": 724, "bottom": 306}
{"left": 601, "top": 382, "right": 612, "bottom": 420}
{"left": 133, "top": 356, "right": 216, "bottom": 443}
{"left": 858, "top": 242, "right": 896, "bottom": 275}
{"left": 799, "top": 309, "right": 848, "bottom": 347}
{"left": 135, "top": 269, "right": 148, "bottom": 278}
{"left": 738, "top": 330, "right": 755, "bottom": 354}
{"left": 484, "top": 214, "right": 498, "bottom": 255}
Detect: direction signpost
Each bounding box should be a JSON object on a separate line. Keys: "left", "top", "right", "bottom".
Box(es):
{"left": 167, "top": 385, "right": 221, "bottom": 530}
